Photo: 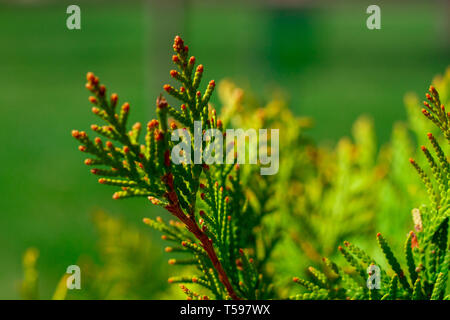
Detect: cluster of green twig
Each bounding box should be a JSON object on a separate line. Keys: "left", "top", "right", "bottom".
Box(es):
{"left": 72, "top": 35, "right": 448, "bottom": 301}
{"left": 292, "top": 86, "right": 449, "bottom": 300}
{"left": 72, "top": 36, "right": 279, "bottom": 300}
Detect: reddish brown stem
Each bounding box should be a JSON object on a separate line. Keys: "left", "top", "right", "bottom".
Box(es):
{"left": 165, "top": 198, "right": 240, "bottom": 300}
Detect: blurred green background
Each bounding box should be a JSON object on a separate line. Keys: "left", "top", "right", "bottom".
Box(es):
{"left": 0, "top": 0, "right": 448, "bottom": 299}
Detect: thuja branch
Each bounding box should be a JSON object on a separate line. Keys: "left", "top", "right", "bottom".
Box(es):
{"left": 291, "top": 85, "right": 449, "bottom": 300}
{"left": 72, "top": 36, "right": 241, "bottom": 300}
{"left": 164, "top": 203, "right": 238, "bottom": 299}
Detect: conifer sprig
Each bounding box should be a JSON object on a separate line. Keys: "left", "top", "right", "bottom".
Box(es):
{"left": 421, "top": 86, "right": 450, "bottom": 141}
{"left": 292, "top": 86, "right": 449, "bottom": 300}
{"left": 72, "top": 36, "right": 276, "bottom": 300}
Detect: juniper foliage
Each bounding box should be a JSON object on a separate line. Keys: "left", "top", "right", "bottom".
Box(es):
{"left": 72, "top": 36, "right": 277, "bottom": 300}
{"left": 71, "top": 35, "right": 449, "bottom": 300}
{"left": 292, "top": 85, "right": 449, "bottom": 300}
